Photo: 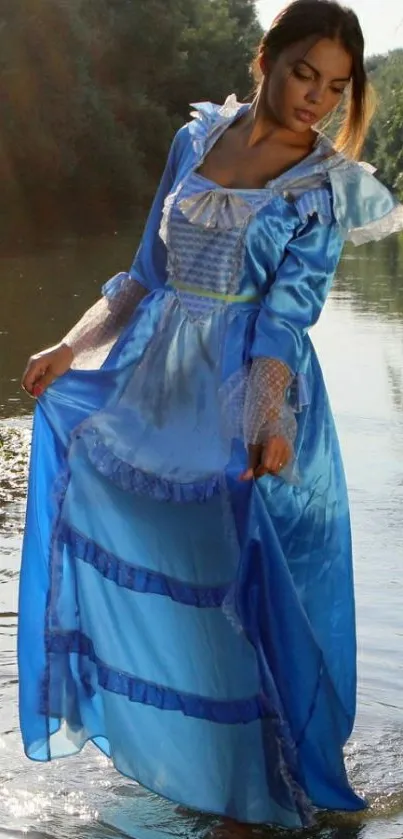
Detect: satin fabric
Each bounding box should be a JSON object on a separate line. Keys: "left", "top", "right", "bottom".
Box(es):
{"left": 18, "top": 303, "right": 361, "bottom": 827}
{"left": 20, "top": 97, "right": 400, "bottom": 828}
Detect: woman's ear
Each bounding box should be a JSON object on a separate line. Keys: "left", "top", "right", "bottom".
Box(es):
{"left": 258, "top": 51, "right": 267, "bottom": 76}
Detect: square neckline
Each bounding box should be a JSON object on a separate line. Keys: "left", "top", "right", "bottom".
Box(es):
{"left": 194, "top": 103, "right": 329, "bottom": 194}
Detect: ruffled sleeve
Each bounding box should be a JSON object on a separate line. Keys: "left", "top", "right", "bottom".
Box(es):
{"left": 187, "top": 101, "right": 221, "bottom": 157}
{"left": 329, "top": 162, "right": 403, "bottom": 245}
{"left": 63, "top": 278, "right": 149, "bottom": 369}
{"left": 187, "top": 94, "right": 244, "bottom": 158}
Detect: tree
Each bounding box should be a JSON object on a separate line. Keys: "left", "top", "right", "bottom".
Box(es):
{"left": 364, "top": 49, "right": 403, "bottom": 193}
{"left": 0, "top": 0, "right": 263, "bottom": 243}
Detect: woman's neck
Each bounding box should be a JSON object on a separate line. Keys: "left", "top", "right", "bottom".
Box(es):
{"left": 244, "top": 87, "right": 315, "bottom": 151}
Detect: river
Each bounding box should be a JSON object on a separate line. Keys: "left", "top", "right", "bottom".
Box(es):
{"left": 1, "top": 231, "right": 403, "bottom": 839}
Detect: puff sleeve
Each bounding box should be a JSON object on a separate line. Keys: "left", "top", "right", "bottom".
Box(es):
{"left": 328, "top": 163, "right": 403, "bottom": 245}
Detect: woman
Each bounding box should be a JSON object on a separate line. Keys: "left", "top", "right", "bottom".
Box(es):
{"left": 19, "top": 0, "right": 403, "bottom": 830}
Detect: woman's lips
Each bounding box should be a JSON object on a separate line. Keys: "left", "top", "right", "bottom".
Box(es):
{"left": 294, "top": 108, "right": 317, "bottom": 124}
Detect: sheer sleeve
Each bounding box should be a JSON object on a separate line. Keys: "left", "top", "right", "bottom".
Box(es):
{"left": 243, "top": 357, "right": 297, "bottom": 448}
{"left": 63, "top": 275, "right": 148, "bottom": 368}
{"left": 244, "top": 216, "right": 344, "bottom": 449}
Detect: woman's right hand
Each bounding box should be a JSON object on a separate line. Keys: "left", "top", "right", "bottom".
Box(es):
{"left": 21, "top": 342, "right": 74, "bottom": 398}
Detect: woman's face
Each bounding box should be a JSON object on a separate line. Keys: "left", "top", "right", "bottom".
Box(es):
{"left": 264, "top": 37, "right": 353, "bottom": 133}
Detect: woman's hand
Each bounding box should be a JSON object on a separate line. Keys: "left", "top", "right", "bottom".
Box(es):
{"left": 21, "top": 342, "right": 74, "bottom": 398}
{"left": 240, "top": 435, "right": 292, "bottom": 481}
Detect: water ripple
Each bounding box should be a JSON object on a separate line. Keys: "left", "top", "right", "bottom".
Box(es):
{"left": 1, "top": 261, "right": 403, "bottom": 837}
{"left": 0, "top": 419, "right": 30, "bottom": 537}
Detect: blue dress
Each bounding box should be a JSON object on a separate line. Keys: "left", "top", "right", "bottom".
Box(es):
{"left": 18, "top": 96, "right": 403, "bottom": 828}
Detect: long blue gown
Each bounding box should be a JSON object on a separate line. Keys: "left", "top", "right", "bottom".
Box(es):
{"left": 18, "top": 96, "right": 403, "bottom": 828}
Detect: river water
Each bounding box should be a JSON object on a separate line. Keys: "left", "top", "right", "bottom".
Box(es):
{"left": 1, "top": 231, "right": 403, "bottom": 839}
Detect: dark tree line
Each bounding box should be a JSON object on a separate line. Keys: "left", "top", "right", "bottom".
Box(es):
{"left": 0, "top": 0, "right": 261, "bottom": 243}
{"left": 0, "top": 1, "right": 402, "bottom": 246}
{"left": 364, "top": 49, "right": 403, "bottom": 199}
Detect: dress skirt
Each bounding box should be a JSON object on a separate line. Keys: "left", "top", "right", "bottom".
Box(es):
{"left": 18, "top": 289, "right": 364, "bottom": 827}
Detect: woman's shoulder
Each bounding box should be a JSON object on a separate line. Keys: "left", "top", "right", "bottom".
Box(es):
{"left": 284, "top": 137, "right": 403, "bottom": 245}
{"left": 184, "top": 94, "right": 246, "bottom": 153}
{"left": 324, "top": 149, "right": 403, "bottom": 245}
{"left": 188, "top": 94, "right": 244, "bottom": 128}
{"left": 168, "top": 94, "right": 242, "bottom": 162}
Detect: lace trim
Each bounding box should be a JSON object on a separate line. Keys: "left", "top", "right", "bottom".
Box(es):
{"left": 159, "top": 174, "right": 251, "bottom": 321}
{"left": 178, "top": 190, "right": 253, "bottom": 229}
{"left": 244, "top": 358, "right": 297, "bottom": 471}
{"left": 220, "top": 365, "right": 309, "bottom": 431}
{"left": 101, "top": 271, "right": 137, "bottom": 300}
{"left": 286, "top": 372, "right": 310, "bottom": 413}
{"left": 158, "top": 99, "right": 344, "bottom": 322}
{"left": 218, "top": 362, "right": 309, "bottom": 484}
{"left": 63, "top": 275, "right": 147, "bottom": 369}
{"left": 176, "top": 181, "right": 334, "bottom": 232}
{"left": 77, "top": 426, "right": 221, "bottom": 503}
{"left": 188, "top": 93, "right": 244, "bottom": 158}
{"left": 43, "top": 629, "right": 268, "bottom": 725}
{"left": 294, "top": 188, "right": 333, "bottom": 226}
{"left": 161, "top": 109, "right": 340, "bottom": 239}
{"left": 347, "top": 202, "right": 403, "bottom": 245}
{"left": 59, "top": 520, "right": 229, "bottom": 607}
{"left": 189, "top": 94, "right": 242, "bottom": 124}
{"left": 329, "top": 160, "right": 403, "bottom": 243}
{"left": 159, "top": 188, "right": 178, "bottom": 245}
{"left": 169, "top": 291, "right": 220, "bottom": 317}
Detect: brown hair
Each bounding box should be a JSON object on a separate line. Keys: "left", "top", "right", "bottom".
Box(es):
{"left": 253, "top": 0, "right": 374, "bottom": 159}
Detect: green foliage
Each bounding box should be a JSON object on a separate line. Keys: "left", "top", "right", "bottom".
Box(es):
{"left": 1, "top": 2, "right": 403, "bottom": 244}
{"left": 0, "top": 0, "right": 261, "bottom": 242}
{"left": 364, "top": 49, "right": 403, "bottom": 198}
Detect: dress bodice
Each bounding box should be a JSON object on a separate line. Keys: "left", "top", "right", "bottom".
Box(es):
{"left": 160, "top": 171, "right": 268, "bottom": 313}
{"left": 157, "top": 97, "right": 344, "bottom": 318}
{"left": 159, "top": 163, "right": 334, "bottom": 318}
{"left": 154, "top": 95, "right": 403, "bottom": 320}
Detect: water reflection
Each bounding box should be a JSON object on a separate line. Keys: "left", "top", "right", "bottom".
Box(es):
{"left": 0, "top": 233, "right": 403, "bottom": 419}
{"left": 1, "top": 235, "right": 403, "bottom": 839}
{"left": 0, "top": 420, "right": 30, "bottom": 534}
{"left": 387, "top": 361, "right": 403, "bottom": 417}
{"left": 337, "top": 237, "right": 403, "bottom": 317}
{"left": 0, "top": 226, "right": 143, "bottom": 418}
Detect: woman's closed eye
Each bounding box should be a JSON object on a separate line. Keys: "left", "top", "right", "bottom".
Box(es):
{"left": 330, "top": 84, "right": 348, "bottom": 96}
{"left": 293, "top": 64, "right": 348, "bottom": 96}
{"left": 293, "top": 66, "right": 315, "bottom": 82}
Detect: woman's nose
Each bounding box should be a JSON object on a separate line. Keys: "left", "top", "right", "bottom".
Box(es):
{"left": 305, "top": 84, "right": 324, "bottom": 105}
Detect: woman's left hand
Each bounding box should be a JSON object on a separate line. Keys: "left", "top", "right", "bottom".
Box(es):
{"left": 240, "top": 435, "right": 292, "bottom": 481}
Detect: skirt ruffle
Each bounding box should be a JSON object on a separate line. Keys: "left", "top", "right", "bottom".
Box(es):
{"left": 18, "top": 289, "right": 365, "bottom": 827}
